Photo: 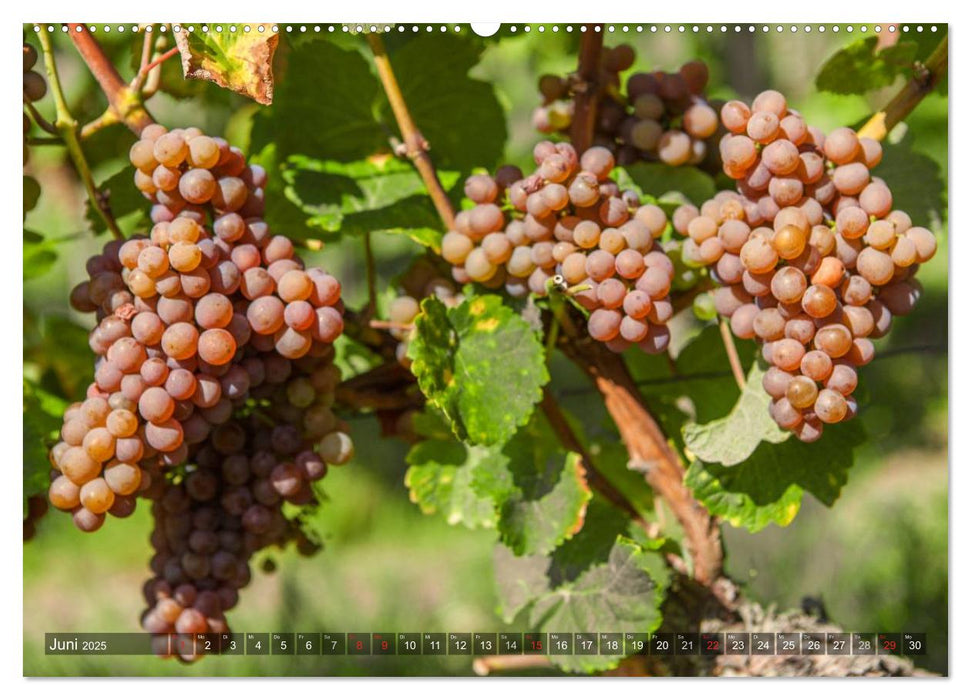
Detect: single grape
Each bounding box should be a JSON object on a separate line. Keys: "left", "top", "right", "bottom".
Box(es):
{"left": 588, "top": 309, "right": 622, "bottom": 342}
{"left": 814, "top": 324, "right": 853, "bottom": 358}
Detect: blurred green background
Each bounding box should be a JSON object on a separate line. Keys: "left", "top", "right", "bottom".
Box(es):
{"left": 23, "top": 24, "right": 947, "bottom": 676}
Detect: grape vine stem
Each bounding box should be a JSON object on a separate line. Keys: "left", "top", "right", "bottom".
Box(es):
{"left": 366, "top": 32, "right": 456, "bottom": 230}
{"left": 561, "top": 337, "right": 723, "bottom": 586}
{"left": 80, "top": 110, "right": 120, "bottom": 140}
{"left": 719, "top": 319, "right": 746, "bottom": 392}
{"left": 136, "top": 25, "right": 156, "bottom": 76}
{"left": 570, "top": 26, "right": 605, "bottom": 153}
{"left": 67, "top": 24, "right": 154, "bottom": 136}
{"left": 37, "top": 26, "right": 123, "bottom": 241}
{"left": 26, "top": 135, "right": 64, "bottom": 146}
{"left": 23, "top": 96, "right": 58, "bottom": 136}
{"left": 139, "top": 46, "right": 179, "bottom": 80}
{"left": 857, "top": 33, "right": 948, "bottom": 141}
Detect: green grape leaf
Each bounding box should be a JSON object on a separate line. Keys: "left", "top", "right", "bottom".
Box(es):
{"left": 404, "top": 440, "right": 506, "bottom": 529}
{"left": 405, "top": 412, "right": 591, "bottom": 555}
{"left": 408, "top": 295, "right": 549, "bottom": 445}
{"left": 23, "top": 230, "right": 58, "bottom": 280}
{"left": 682, "top": 363, "right": 790, "bottom": 466}
{"left": 495, "top": 420, "right": 591, "bottom": 556}
{"left": 23, "top": 379, "right": 66, "bottom": 514}
{"left": 85, "top": 167, "right": 151, "bottom": 236}
{"left": 685, "top": 420, "right": 866, "bottom": 532}
{"left": 494, "top": 502, "right": 669, "bottom": 673}
{"left": 248, "top": 143, "right": 321, "bottom": 244}
{"left": 816, "top": 36, "right": 918, "bottom": 96}
{"left": 622, "top": 162, "right": 716, "bottom": 206}
{"left": 249, "top": 41, "right": 384, "bottom": 163}
{"left": 411, "top": 407, "right": 454, "bottom": 441}
{"left": 174, "top": 25, "right": 279, "bottom": 104}
{"left": 875, "top": 130, "right": 947, "bottom": 229}
{"left": 24, "top": 313, "right": 94, "bottom": 399}
{"left": 280, "top": 154, "right": 458, "bottom": 249}
{"left": 331, "top": 334, "right": 383, "bottom": 382}
{"left": 378, "top": 33, "right": 507, "bottom": 171}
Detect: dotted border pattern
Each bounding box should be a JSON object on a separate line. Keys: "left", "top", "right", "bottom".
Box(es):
{"left": 32, "top": 23, "right": 943, "bottom": 36}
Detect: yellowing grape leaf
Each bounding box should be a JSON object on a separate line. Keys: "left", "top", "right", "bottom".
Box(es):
{"left": 174, "top": 27, "right": 279, "bottom": 104}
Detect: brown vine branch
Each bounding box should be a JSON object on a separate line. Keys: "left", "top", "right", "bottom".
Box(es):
{"left": 366, "top": 32, "right": 456, "bottom": 230}
{"left": 369, "top": 320, "right": 414, "bottom": 331}
{"left": 67, "top": 24, "right": 154, "bottom": 136}
{"left": 570, "top": 25, "right": 604, "bottom": 153}
{"left": 857, "top": 33, "right": 948, "bottom": 141}
{"left": 37, "top": 26, "right": 123, "bottom": 241}
{"left": 560, "top": 27, "right": 724, "bottom": 587}
{"left": 541, "top": 390, "right": 655, "bottom": 534}
{"left": 335, "top": 362, "right": 424, "bottom": 413}
{"left": 719, "top": 319, "right": 746, "bottom": 391}
{"left": 561, "top": 337, "right": 723, "bottom": 586}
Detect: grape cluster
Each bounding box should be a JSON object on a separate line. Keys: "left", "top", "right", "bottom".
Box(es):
{"left": 443, "top": 143, "right": 675, "bottom": 354}
{"left": 675, "top": 91, "right": 937, "bottom": 441}
{"left": 46, "top": 124, "right": 353, "bottom": 653}
{"left": 23, "top": 495, "right": 48, "bottom": 541}
{"left": 533, "top": 46, "right": 720, "bottom": 168}
{"left": 386, "top": 260, "right": 463, "bottom": 367}
{"left": 23, "top": 42, "right": 46, "bottom": 165}
{"left": 139, "top": 409, "right": 345, "bottom": 660}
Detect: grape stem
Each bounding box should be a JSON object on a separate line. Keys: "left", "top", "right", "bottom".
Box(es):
{"left": 137, "top": 25, "right": 155, "bottom": 72}
{"left": 138, "top": 46, "right": 179, "bottom": 80}
{"left": 570, "top": 25, "right": 605, "bottom": 153}
{"left": 719, "top": 319, "right": 747, "bottom": 392}
{"left": 37, "top": 26, "right": 124, "bottom": 241}
{"left": 67, "top": 24, "right": 154, "bottom": 136}
{"left": 139, "top": 33, "right": 169, "bottom": 99}
{"left": 79, "top": 109, "right": 120, "bottom": 140}
{"left": 26, "top": 135, "right": 64, "bottom": 146}
{"left": 857, "top": 33, "right": 948, "bottom": 141}
{"left": 23, "top": 96, "right": 58, "bottom": 136}
{"left": 129, "top": 25, "right": 157, "bottom": 92}
{"left": 366, "top": 32, "right": 457, "bottom": 230}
